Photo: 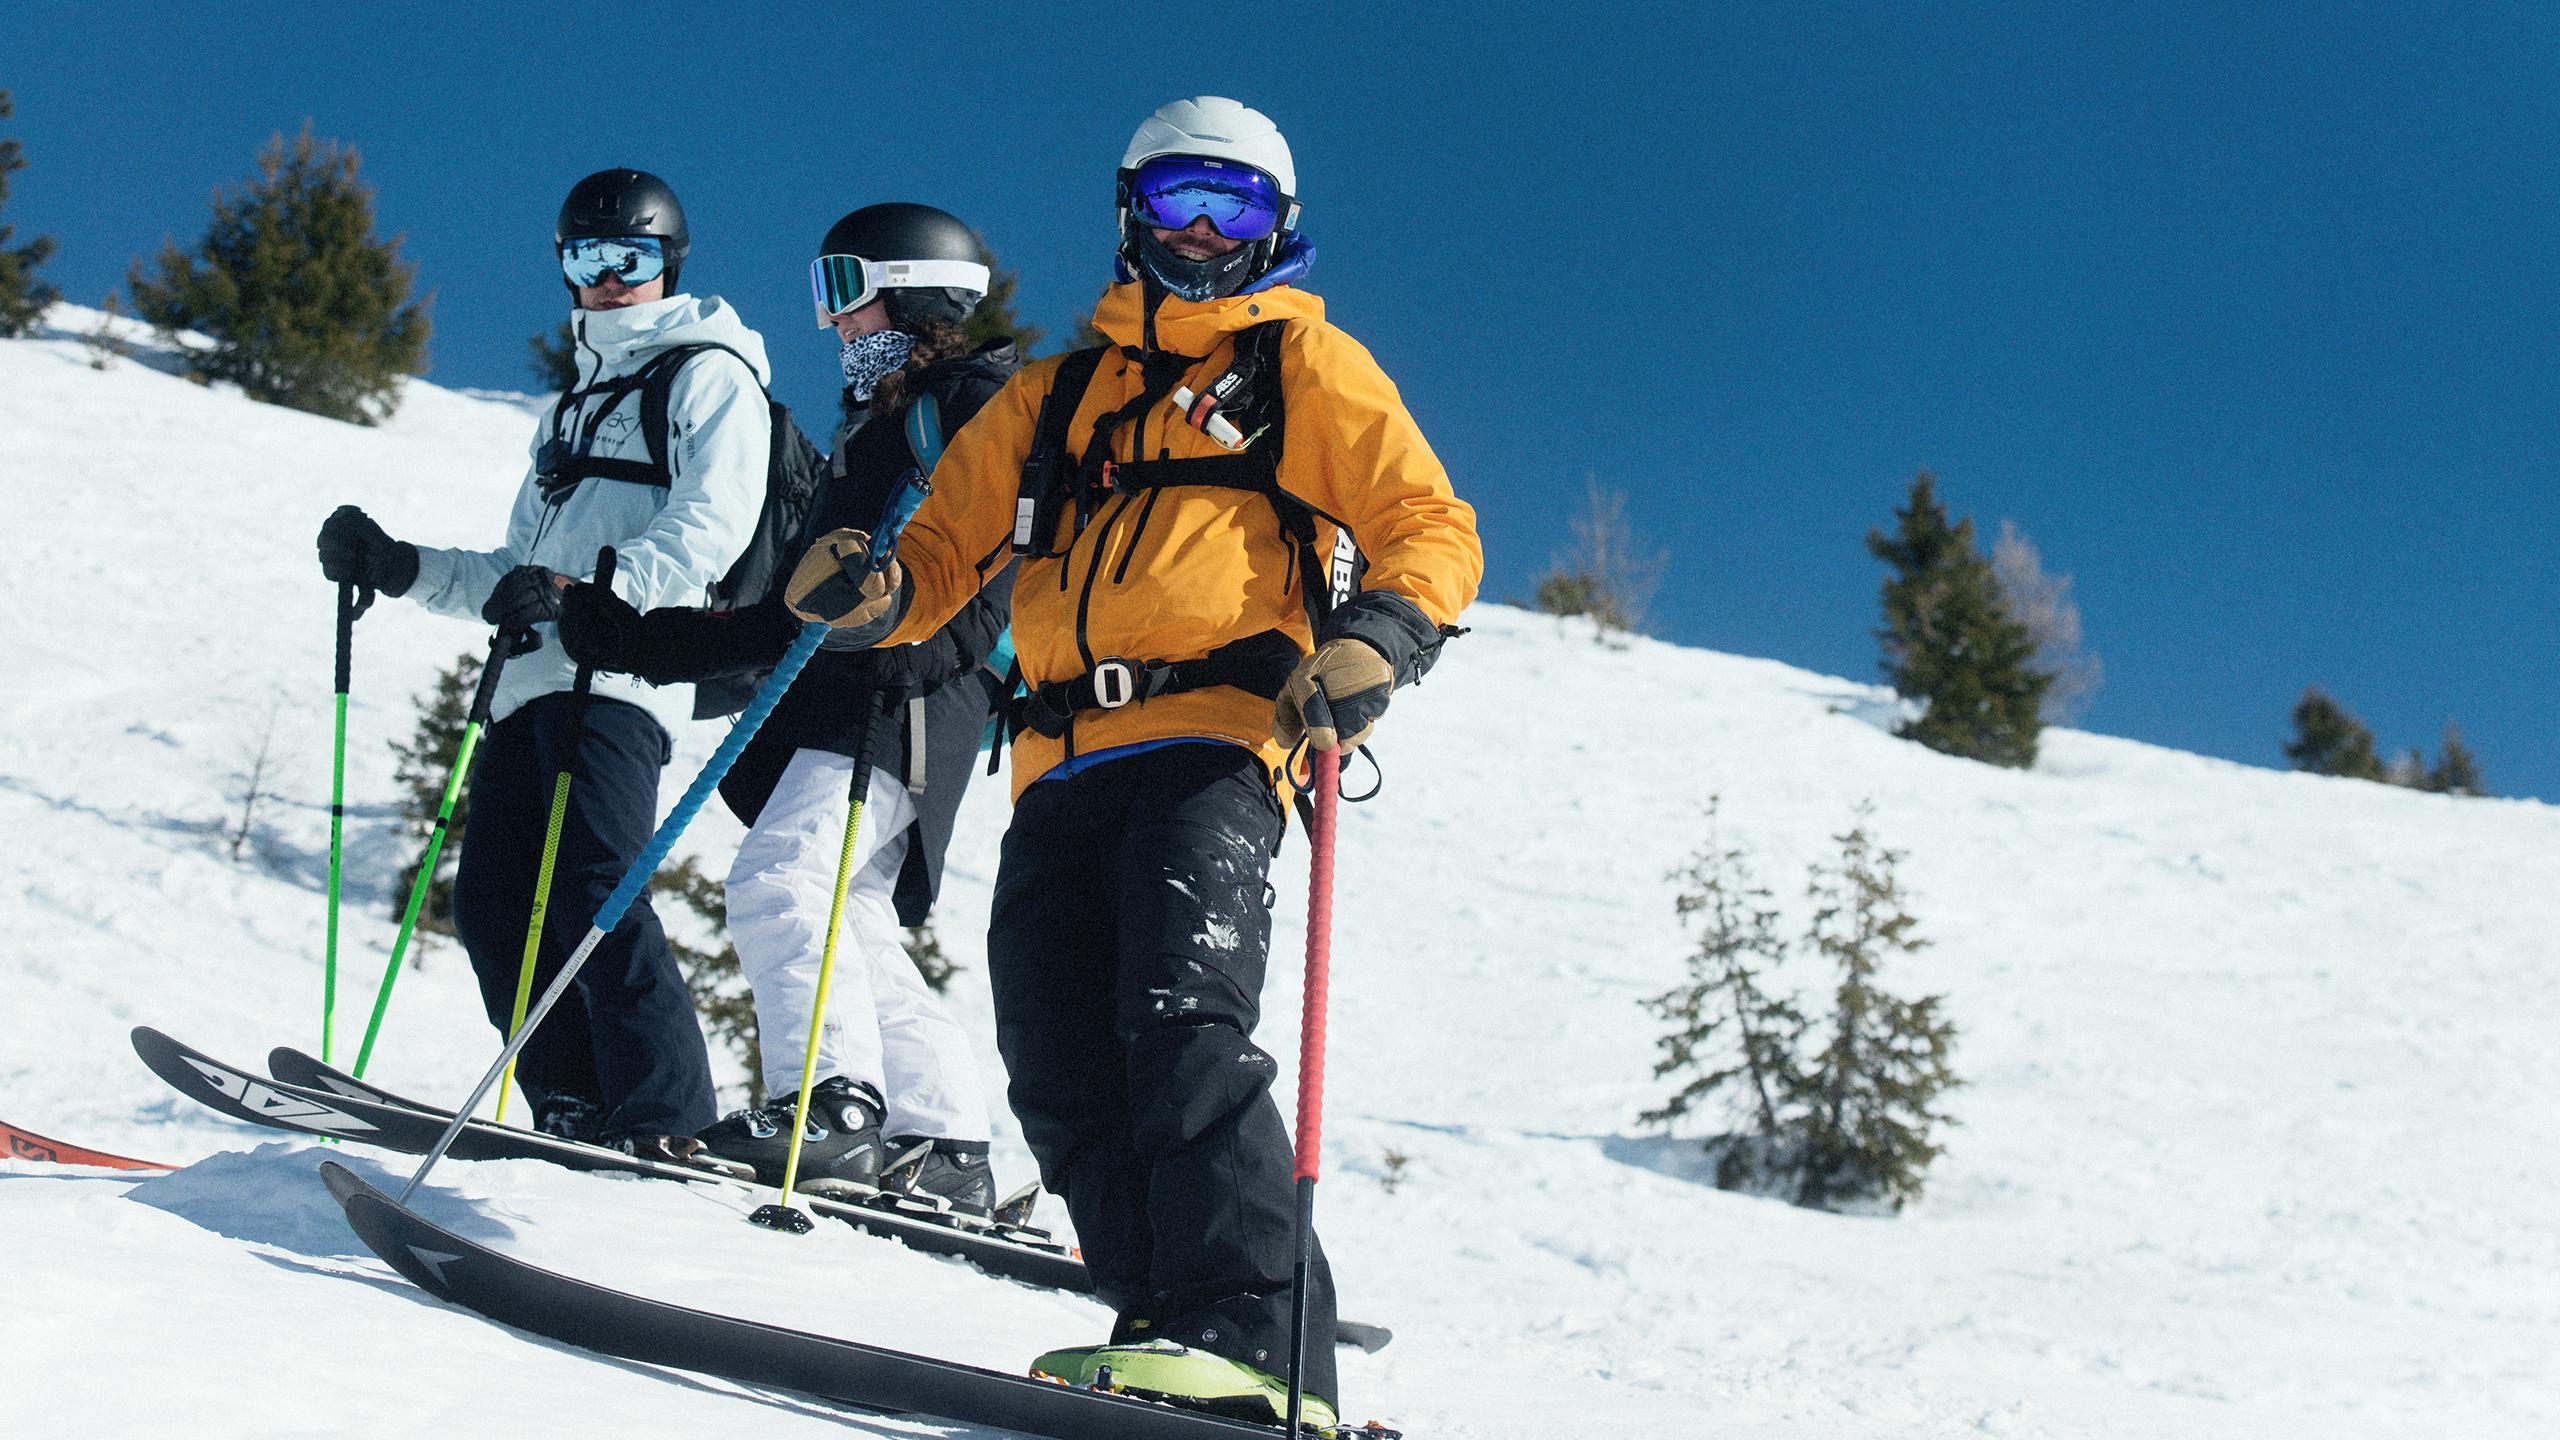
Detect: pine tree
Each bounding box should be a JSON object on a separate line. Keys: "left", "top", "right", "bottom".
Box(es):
{"left": 1639, "top": 803, "right": 1807, "bottom": 1182}
{"left": 386, "top": 653, "right": 477, "bottom": 942}
{"left": 1782, "top": 813, "right": 1961, "bottom": 1213}
{"left": 906, "top": 919, "right": 955, "bottom": 993}
{"left": 2283, "top": 687, "right": 2385, "bottom": 781}
{"left": 1867, "top": 473, "right": 2050, "bottom": 768}
{"left": 0, "top": 90, "right": 61, "bottom": 338}
{"left": 527, "top": 320, "right": 578, "bottom": 392}
{"left": 963, "top": 238, "right": 1042, "bottom": 355}
{"left": 657, "top": 856, "right": 766, "bottom": 1104}
{"left": 2425, "top": 722, "right": 2486, "bottom": 797}
{"left": 127, "top": 124, "right": 430, "bottom": 424}
{"left": 1063, "top": 309, "right": 1109, "bottom": 351}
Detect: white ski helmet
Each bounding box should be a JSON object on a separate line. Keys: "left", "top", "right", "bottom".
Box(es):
{"left": 1116, "top": 96, "right": 1310, "bottom": 301}
{"left": 1121, "top": 96, "right": 1299, "bottom": 212}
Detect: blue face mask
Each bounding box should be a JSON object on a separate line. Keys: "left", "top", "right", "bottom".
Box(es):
{"left": 839, "top": 328, "right": 915, "bottom": 402}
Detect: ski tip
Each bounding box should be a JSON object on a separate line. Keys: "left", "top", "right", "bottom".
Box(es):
{"left": 316, "top": 1158, "right": 378, "bottom": 1208}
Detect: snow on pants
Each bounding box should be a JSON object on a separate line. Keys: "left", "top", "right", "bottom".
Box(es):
{"left": 987, "top": 741, "right": 1337, "bottom": 1402}
{"left": 452, "top": 691, "right": 718, "bottom": 1139}
{"left": 724, "top": 746, "right": 992, "bottom": 1141}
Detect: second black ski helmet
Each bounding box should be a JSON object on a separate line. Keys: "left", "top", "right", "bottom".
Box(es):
{"left": 557, "top": 169, "right": 689, "bottom": 290}
{"left": 813, "top": 203, "right": 991, "bottom": 329}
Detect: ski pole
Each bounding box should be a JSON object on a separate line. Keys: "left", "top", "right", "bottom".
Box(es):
{"left": 323, "top": 580, "right": 374, "bottom": 1065}
{"left": 394, "top": 473, "right": 937, "bottom": 1204}
{"left": 750, "top": 710, "right": 881, "bottom": 1234}
{"left": 1286, "top": 685, "right": 1341, "bottom": 1438}
{"left": 396, "top": 618, "right": 832, "bottom": 1203}
{"left": 496, "top": 547, "right": 616, "bottom": 1124}
{"left": 354, "top": 625, "right": 524, "bottom": 1077}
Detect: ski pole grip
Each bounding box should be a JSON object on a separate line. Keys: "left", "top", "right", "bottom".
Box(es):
{"left": 587, "top": 620, "right": 830, "bottom": 934}
{"left": 469, "top": 629, "right": 518, "bottom": 724}
{"left": 334, "top": 583, "right": 359, "bottom": 694}
{"left": 571, "top": 547, "right": 618, "bottom": 700}
{"left": 867, "top": 474, "right": 933, "bottom": 574}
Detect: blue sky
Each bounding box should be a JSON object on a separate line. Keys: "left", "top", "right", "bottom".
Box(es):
{"left": 12, "top": 2, "right": 2555, "bottom": 799}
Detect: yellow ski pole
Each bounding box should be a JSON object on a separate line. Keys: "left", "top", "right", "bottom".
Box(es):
{"left": 497, "top": 547, "right": 615, "bottom": 1124}
{"left": 749, "top": 715, "right": 878, "bottom": 1234}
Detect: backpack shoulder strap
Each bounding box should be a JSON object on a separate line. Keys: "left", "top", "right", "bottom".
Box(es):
{"left": 1011, "top": 345, "right": 1111, "bottom": 555}
{"left": 637, "top": 342, "right": 764, "bottom": 478}
{"left": 905, "top": 391, "right": 945, "bottom": 475}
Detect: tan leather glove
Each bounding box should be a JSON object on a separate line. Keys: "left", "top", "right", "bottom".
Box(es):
{"left": 784, "top": 529, "right": 902, "bottom": 630}
{"left": 1274, "top": 637, "right": 1396, "bottom": 752}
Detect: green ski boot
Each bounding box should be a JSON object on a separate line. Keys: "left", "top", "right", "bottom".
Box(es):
{"left": 1030, "top": 1338, "right": 1338, "bottom": 1432}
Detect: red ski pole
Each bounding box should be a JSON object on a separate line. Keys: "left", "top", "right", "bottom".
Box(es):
{"left": 1285, "top": 707, "right": 1341, "bottom": 1435}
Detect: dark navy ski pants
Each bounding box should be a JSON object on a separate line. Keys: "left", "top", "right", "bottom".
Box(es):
{"left": 988, "top": 741, "right": 1338, "bottom": 1402}
{"left": 452, "top": 691, "right": 717, "bottom": 1139}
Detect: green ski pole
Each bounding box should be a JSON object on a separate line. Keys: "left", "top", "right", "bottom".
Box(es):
{"left": 323, "top": 581, "right": 374, "bottom": 1065}
{"left": 354, "top": 624, "right": 525, "bottom": 1077}
{"left": 496, "top": 547, "right": 615, "bottom": 1124}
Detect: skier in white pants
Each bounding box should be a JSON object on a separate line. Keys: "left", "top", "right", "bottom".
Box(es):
{"left": 559, "top": 202, "right": 1019, "bottom": 1213}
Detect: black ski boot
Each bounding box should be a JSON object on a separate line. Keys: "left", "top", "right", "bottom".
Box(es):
{"left": 531, "top": 1093, "right": 603, "bottom": 1145}
{"left": 693, "top": 1077, "right": 885, "bottom": 1195}
{"left": 879, "top": 1136, "right": 996, "bottom": 1218}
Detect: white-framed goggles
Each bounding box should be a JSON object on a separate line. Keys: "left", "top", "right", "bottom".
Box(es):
{"left": 809, "top": 253, "right": 992, "bottom": 327}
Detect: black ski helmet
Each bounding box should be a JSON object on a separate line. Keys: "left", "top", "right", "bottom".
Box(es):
{"left": 817, "top": 202, "right": 989, "bottom": 329}
{"left": 556, "top": 169, "right": 689, "bottom": 292}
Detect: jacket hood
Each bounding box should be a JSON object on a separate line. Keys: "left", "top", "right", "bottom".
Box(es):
{"left": 1091, "top": 281, "right": 1324, "bottom": 355}
{"left": 923, "top": 337, "right": 1022, "bottom": 388}
{"left": 570, "top": 294, "right": 773, "bottom": 387}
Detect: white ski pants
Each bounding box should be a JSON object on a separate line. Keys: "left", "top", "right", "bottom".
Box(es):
{"left": 723, "top": 746, "right": 991, "bottom": 1142}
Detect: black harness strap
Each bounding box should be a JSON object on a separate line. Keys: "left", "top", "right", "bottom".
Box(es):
{"left": 1004, "top": 629, "right": 1304, "bottom": 741}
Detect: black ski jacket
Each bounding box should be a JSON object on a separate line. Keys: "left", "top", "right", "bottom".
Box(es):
{"left": 624, "top": 340, "right": 1019, "bottom": 922}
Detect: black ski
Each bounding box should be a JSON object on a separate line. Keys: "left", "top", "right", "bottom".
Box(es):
{"left": 264, "top": 1039, "right": 1391, "bottom": 1355}
{"left": 322, "top": 1161, "right": 1400, "bottom": 1439}
{"left": 134, "top": 1026, "right": 1085, "bottom": 1289}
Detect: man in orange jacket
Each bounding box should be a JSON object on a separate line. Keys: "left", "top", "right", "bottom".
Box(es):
{"left": 787, "top": 96, "right": 1481, "bottom": 1427}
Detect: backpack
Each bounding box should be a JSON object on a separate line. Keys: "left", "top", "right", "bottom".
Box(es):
{"left": 535, "top": 341, "right": 827, "bottom": 613}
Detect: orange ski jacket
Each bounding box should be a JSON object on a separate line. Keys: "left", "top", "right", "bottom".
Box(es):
{"left": 881, "top": 280, "right": 1482, "bottom": 799}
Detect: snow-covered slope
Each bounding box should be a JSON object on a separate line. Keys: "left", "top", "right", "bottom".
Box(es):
{"left": 3, "top": 309, "right": 2554, "bottom": 1439}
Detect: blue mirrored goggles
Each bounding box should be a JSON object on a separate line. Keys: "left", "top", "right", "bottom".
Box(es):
{"left": 559, "top": 235, "right": 666, "bottom": 289}
{"left": 1124, "top": 154, "right": 1290, "bottom": 242}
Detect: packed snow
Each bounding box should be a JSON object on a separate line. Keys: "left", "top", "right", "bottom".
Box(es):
{"left": 3, "top": 308, "right": 2553, "bottom": 1438}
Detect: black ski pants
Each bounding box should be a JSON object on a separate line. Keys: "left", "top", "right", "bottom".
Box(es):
{"left": 988, "top": 741, "right": 1337, "bottom": 1402}
{"left": 453, "top": 691, "right": 717, "bottom": 1139}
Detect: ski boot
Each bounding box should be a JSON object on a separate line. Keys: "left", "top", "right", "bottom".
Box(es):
{"left": 530, "top": 1093, "right": 603, "bottom": 1145}
{"left": 1031, "top": 1338, "right": 1338, "bottom": 1432}
{"left": 878, "top": 1136, "right": 996, "bottom": 1221}
{"left": 693, "top": 1076, "right": 884, "bottom": 1195}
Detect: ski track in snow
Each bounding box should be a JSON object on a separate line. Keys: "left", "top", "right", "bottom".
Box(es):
{"left": 4, "top": 308, "right": 2557, "bottom": 1438}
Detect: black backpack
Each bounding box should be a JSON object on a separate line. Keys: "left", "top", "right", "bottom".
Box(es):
{"left": 535, "top": 341, "right": 827, "bottom": 614}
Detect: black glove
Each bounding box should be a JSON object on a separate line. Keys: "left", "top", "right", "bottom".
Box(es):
{"left": 316, "top": 505, "right": 419, "bottom": 597}
{"left": 483, "top": 565, "right": 565, "bottom": 630}
{"left": 557, "top": 580, "right": 643, "bottom": 674}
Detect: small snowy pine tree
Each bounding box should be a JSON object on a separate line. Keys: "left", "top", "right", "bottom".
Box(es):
{"left": 1784, "top": 813, "right": 1961, "bottom": 1212}
{"left": 1639, "top": 803, "right": 1807, "bottom": 1175}
{"left": 657, "top": 856, "right": 765, "bottom": 1105}
{"left": 386, "top": 653, "right": 476, "bottom": 943}
{"left": 2284, "top": 687, "right": 2385, "bottom": 781}
{"left": 2426, "top": 722, "right": 2486, "bottom": 797}
{"left": 0, "top": 90, "right": 61, "bottom": 338}
{"left": 527, "top": 320, "right": 577, "bottom": 392}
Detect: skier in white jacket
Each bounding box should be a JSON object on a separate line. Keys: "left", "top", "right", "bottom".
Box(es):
{"left": 315, "top": 169, "right": 767, "bottom": 1159}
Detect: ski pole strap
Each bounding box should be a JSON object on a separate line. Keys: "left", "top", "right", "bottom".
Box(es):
{"left": 585, "top": 621, "right": 830, "bottom": 935}
{"left": 1296, "top": 739, "right": 1337, "bottom": 1184}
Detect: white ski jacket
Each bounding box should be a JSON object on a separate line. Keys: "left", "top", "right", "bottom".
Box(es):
{"left": 409, "top": 294, "right": 774, "bottom": 730}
